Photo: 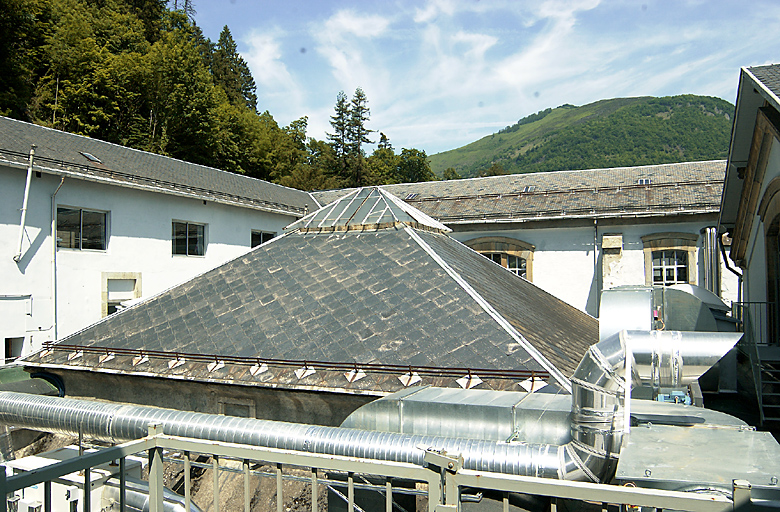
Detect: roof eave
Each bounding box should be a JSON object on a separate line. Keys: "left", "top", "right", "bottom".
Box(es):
{"left": 1, "top": 159, "right": 306, "bottom": 218}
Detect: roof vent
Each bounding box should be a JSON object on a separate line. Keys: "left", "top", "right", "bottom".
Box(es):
{"left": 636, "top": 178, "right": 652, "bottom": 185}
{"left": 405, "top": 193, "right": 419, "bottom": 200}
{"left": 522, "top": 186, "right": 536, "bottom": 193}
{"left": 80, "top": 152, "right": 102, "bottom": 163}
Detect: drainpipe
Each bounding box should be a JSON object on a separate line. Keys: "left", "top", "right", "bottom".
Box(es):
{"left": 594, "top": 218, "right": 600, "bottom": 317}
{"left": 13, "top": 145, "right": 36, "bottom": 263}
{"left": 51, "top": 177, "right": 65, "bottom": 341}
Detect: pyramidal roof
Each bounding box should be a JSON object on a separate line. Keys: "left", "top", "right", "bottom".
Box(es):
{"left": 287, "top": 187, "right": 450, "bottom": 233}
{"left": 27, "top": 188, "right": 597, "bottom": 396}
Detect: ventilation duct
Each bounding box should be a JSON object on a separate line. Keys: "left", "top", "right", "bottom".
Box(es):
{"left": 0, "top": 330, "right": 739, "bottom": 484}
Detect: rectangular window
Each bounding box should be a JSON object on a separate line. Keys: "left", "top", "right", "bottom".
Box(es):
{"left": 172, "top": 221, "right": 205, "bottom": 256}
{"left": 57, "top": 207, "right": 107, "bottom": 250}
{"left": 251, "top": 230, "right": 276, "bottom": 248}
{"left": 652, "top": 250, "right": 688, "bottom": 286}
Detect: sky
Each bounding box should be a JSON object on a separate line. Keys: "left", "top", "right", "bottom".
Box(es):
{"left": 191, "top": 0, "right": 780, "bottom": 156}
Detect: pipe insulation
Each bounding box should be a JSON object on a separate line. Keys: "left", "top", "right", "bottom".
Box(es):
{"left": 0, "top": 330, "right": 740, "bottom": 483}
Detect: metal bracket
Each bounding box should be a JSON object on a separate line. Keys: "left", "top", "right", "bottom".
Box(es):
{"left": 423, "top": 448, "right": 463, "bottom": 473}
{"left": 733, "top": 479, "right": 752, "bottom": 511}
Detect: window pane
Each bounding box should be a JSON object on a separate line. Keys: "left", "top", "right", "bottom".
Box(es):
{"left": 251, "top": 231, "right": 262, "bottom": 248}
{"left": 653, "top": 268, "right": 663, "bottom": 283}
{"left": 677, "top": 266, "right": 688, "bottom": 283}
{"left": 172, "top": 222, "right": 187, "bottom": 255}
{"left": 262, "top": 232, "right": 276, "bottom": 244}
{"left": 188, "top": 223, "right": 204, "bottom": 256}
{"left": 81, "top": 210, "right": 106, "bottom": 250}
{"left": 57, "top": 207, "right": 81, "bottom": 249}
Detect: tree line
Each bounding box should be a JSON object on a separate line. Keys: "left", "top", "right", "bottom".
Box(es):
{"left": 0, "top": 0, "right": 437, "bottom": 190}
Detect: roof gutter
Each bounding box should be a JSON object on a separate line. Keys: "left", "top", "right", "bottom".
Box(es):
{"left": 12, "top": 145, "right": 36, "bottom": 263}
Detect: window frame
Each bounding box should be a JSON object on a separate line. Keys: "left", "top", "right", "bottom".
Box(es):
{"left": 465, "top": 236, "right": 534, "bottom": 281}
{"left": 251, "top": 230, "right": 277, "bottom": 248}
{"left": 641, "top": 232, "right": 698, "bottom": 286}
{"left": 172, "top": 220, "right": 207, "bottom": 256}
{"left": 56, "top": 206, "right": 108, "bottom": 251}
{"left": 101, "top": 272, "right": 142, "bottom": 318}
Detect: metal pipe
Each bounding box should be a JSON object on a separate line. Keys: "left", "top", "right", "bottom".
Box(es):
{"left": 13, "top": 145, "right": 36, "bottom": 263}
{"left": 51, "top": 177, "right": 64, "bottom": 341}
{"left": 0, "top": 331, "right": 741, "bottom": 484}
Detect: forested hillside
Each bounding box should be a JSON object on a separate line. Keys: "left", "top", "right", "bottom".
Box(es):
{"left": 429, "top": 96, "right": 734, "bottom": 178}
{"left": 0, "top": 0, "right": 434, "bottom": 190}
{"left": 0, "top": 0, "right": 735, "bottom": 188}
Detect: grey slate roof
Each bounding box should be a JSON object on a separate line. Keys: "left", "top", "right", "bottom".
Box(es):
{"left": 0, "top": 116, "right": 314, "bottom": 216}
{"left": 313, "top": 161, "right": 725, "bottom": 224}
{"left": 748, "top": 64, "right": 780, "bottom": 99}
{"left": 27, "top": 199, "right": 598, "bottom": 395}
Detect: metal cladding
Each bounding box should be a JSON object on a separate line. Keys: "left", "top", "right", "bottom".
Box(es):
{"left": 627, "top": 330, "right": 742, "bottom": 388}
{"left": 0, "top": 391, "right": 565, "bottom": 478}
{"left": 0, "top": 329, "right": 741, "bottom": 484}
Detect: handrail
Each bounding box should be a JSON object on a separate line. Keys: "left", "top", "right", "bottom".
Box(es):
{"left": 0, "top": 430, "right": 751, "bottom": 512}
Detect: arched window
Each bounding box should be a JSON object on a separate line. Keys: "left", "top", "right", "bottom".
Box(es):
{"left": 465, "top": 237, "right": 534, "bottom": 281}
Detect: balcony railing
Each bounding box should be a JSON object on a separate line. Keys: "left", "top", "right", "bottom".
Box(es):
{"left": 732, "top": 302, "right": 777, "bottom": 346}
{"left": 0, "top": 424, "right": 757, "bottom": 512}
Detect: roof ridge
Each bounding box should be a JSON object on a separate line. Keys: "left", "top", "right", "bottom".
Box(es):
{"left": 403, "top": 227, "right": 571, "bottom": 391}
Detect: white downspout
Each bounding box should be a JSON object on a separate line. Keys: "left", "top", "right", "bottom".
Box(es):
{"left": 13, "top": 145, "right": 36, "bottom": 263}
{"left": 51, "top": 177, "right": 65, "bottom": 341}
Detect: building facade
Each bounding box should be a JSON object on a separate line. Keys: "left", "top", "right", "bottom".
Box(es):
{"left": 315, "top": 160, "right": 739, "bottom": 317}
{"left": 1, "top": 117, "right": 315, "bottom": 363}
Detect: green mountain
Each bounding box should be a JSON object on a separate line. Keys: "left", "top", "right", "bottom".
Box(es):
{"left": 429, "top": 95, "right": 734, "bottom": 178}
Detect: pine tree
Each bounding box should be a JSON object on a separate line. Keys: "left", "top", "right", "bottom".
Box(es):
{"left": 212, "top": 26, "right": 257, "bottom": 111}
{"left": 327, "top": 90, "right": 350, "bottom": 183}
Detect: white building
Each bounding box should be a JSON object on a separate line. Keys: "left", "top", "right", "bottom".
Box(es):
{"left": 719, "top": 64, "right": 780, "bottom": 422}
{"left": 314, "top": 160, "right": 739, "bottom": 317}
{"left": 1, "top": 116, "right": 315, "bottom": 362}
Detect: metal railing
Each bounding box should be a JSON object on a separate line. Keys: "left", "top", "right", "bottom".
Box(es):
{"left": 0, "top": 425, "right": 759, "bottom": 512}
{"left": 733, "top": 302, "right": 777, "bottom": 346}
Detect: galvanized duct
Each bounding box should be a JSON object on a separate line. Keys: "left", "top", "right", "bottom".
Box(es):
{"left": 0, "top": 330, "right": 740, "bottom": 483}
{"left": 0, "top": 390, "right": 571, "bottom": 478}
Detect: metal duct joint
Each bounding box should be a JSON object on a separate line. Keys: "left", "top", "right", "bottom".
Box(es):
{"left": 0, "top": 330, "right": 740, "bottom": 485}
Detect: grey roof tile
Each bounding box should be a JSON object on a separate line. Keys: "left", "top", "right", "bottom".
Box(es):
{"left": 312, "top": 161, "right": 725, "bottom": 224}
{"left": 30, "top": 218, "right": 596, "bottom": 394}
{"left": 0, "top": 116, "right": 314, "bottom": 215}
{"left": 749, "top": 64, "right": 780, "bottom": 98}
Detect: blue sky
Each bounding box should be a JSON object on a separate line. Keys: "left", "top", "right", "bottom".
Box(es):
{"left": 192, "top": 0, "right": 780, "bottom": 155}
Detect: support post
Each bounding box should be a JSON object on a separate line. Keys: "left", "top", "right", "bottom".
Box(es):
{"left": 147, "top": 424, "right": 164, "bottom": 512}
{"left": 348, "top": 472, "right": 354, "bottom": 512}
{"left": 184, "top": 452, "right": 191, "bottom": 512}
{"left": 83, "top": 467, "right": 90, "bottom": 512}
{"left": 311, "top": 468, "right": 318, "bottom": 512}
{"left": 44, "top": 480, "right": 51, "bottom": 512}
{"left": 243, "top": 459, "right": 250, "bottom": 512}
{"left": 276, "top": 463, "right": 283, "bottom": 512}
{"left": 386, "top": 479, "right": 392, "bottom": 512}
{"left": 212, "top": 455, "right": 220, "bottom": 512}
{"left": 1, "top": 469, "right": 7, "bottom": 512}
{"left": 119, "top": 457, "right": 126, "bottom": 512}
{"left": 733, "top": 480, "right": 752, "bottom": 512}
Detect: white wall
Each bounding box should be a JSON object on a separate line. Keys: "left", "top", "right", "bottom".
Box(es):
{"left": 454, "top": 218, "right": 738, "bottom": 317}
{"left": 1, "top": 166, "right": 298, "bottom": 360}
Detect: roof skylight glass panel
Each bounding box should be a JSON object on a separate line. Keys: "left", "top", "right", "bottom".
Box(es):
{"left": 80, "top": 151, "right": 102, "bottom": 163}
